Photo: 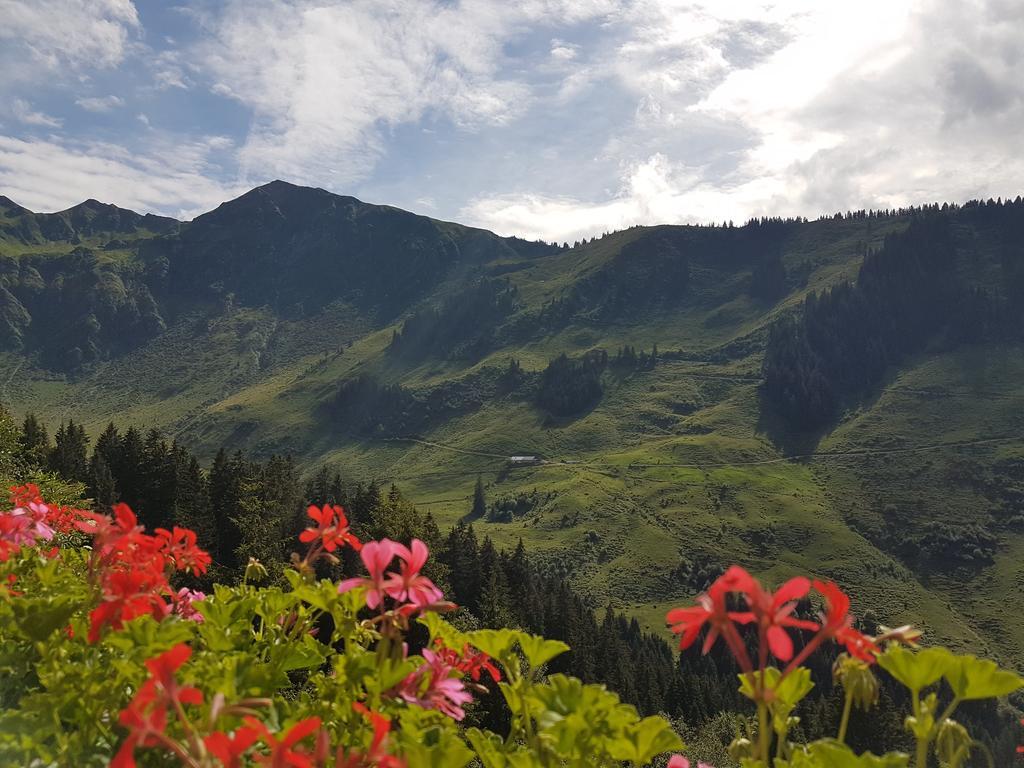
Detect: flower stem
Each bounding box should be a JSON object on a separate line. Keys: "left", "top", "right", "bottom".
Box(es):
{"left": 758, "top": 698, "right": 770, "bottom": 763}
{"left": 837, "top": 687, "right": 853, "bottom": 744}
{"left": 916, "top": 736, "right": 929, "bottom": 768}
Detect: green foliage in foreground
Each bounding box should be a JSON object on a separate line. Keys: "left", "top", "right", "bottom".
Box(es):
{"left": 1, "top": 486, "right": 1022, "bottom": 767}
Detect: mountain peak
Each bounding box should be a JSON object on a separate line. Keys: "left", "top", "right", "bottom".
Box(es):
{"left": 63, "top": 198, "right": 116, "bottom": 214}
{"left": 0, "top": 195, "right": 31, "bottom": 216}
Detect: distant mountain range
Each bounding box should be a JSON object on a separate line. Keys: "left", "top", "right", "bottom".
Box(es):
{"left": 2, "top": 181, "right": 1023, "bottom": 669}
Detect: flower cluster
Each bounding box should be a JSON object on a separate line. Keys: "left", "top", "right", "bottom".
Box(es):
{"left": 73, "top": 503, "right": 211, "bottom": 642}
{"left": 299, "top": 504, "right": 362, "bottom": 563}
{"left": 431, "top": 639, "right": 502, "bottom": 685}
{"left": 0, "top": 483, "right": 89, "bottom": 560}
{"left": 666, "top": 566, "right": 886, "bottom": 672}
{"left": 115, "top": 642, "right": 334, "bottom": 768}
{"left": 666, "top": 566, "right": 929, "bottom": 765}
{"left": 115, "top": 644, "right": 204, "bottom": 768}
{"left": 338, "top": 538, "right": 444, "bottom": 614}
{"left": 115, "top": 640, "right": 414, "bottom": 768}
{"left": 392, "top": 646, "right": 474, "bottom": 721}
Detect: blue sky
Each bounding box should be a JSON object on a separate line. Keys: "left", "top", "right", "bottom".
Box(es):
{"left": 1, "top": 0, "right": 1022, "bottom": 241}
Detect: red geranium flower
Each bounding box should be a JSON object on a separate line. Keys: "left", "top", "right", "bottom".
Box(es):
{"left": 114, "top": 644, "right": 202, "bottom": 768}
{"left": 434, "top": 640, "right": 502, "bottom": 683}
{"left": 88, "top": 569, "right": 172, "bottom": 643}
{"left": 299, "top": 504, "right": 362, "bottom": 553}
{"left": 813, "top": 580, "right": 880, "bottom": 663}
{"left": 341, "top": 703, "right": 406, "bottom": 768}
{"left": 205, "top": 727, "right": 261, "bottom": 768}
{"left": 243, "top": 716, "right": 322, "bottom": 768}
{"left": 667, "top": 565, "right": 757, "bottom": 656}
{"left": 155, "top": 526, "right": 212, "bottom": 576}
{"left": 731, "top": 576, "right": 820, "bottom": 662}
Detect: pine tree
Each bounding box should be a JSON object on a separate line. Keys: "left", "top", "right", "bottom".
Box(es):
{"left": 477, "top": 537, "right": 511, "bottom": 627}
{"left": 49, "top": 420, "right": 89, "bottom": 482}
{"left": 115, "top": 426, "right": 144, "bottom": 509}
{"left": 471, "top": 475, "right": 487, "bottom": 519}
{"left": 19, "top": 413, "right": 50, "bottom": 466}
{"left": 88, "top": 453, "right": 118, "bottom": 510}
{"left": 209, "top": 448, "right": 244, "bottom": 567}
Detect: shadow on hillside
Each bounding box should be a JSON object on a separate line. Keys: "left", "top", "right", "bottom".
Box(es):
{"left": 755, "top": 370, "right": 904, "bottom": 457}
{"left": 538, "top": 399, "right": 602, "bottom": 429}
{"left": 754, "top": 389, "right": 831, "bottom": 457}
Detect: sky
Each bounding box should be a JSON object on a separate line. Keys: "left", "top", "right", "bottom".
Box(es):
{"left": 0, "top": 0, "right": 1022, "bottom": 242}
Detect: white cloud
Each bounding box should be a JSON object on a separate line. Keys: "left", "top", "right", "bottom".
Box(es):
{"left": 0, "top": 0, "right": 139, "bottom": 79}
{"left": 0, "top": 134, "right": 245, "bottom": 219}
{"left": 2, "top": 0, "right": 1021, "bottom": 240}
{"left": 463, "top": 0, "right": 1024, "bottom": 240}
{"left": 550, "top": 39, "right": 579, "bottom": 62}
{"left": 150, "top": 50, "right": 190, "bottom": 90}
{"left": 11, "top": 99, "right": 63, "bottom": 128}
{"left": 198, "top": 0, "right": 618, "bottom": 186}
{"left": 463, "top": 153, "right": 787, "bottom": 242}
{"left": 75, "top": 95, "right": 126, "bottom": 113}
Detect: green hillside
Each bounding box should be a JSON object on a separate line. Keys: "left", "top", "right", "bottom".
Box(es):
{"left": 2, "top": 182, "right": 1022, "bottom": 668}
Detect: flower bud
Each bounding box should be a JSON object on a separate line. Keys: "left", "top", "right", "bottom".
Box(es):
{"left": 875, "top": 624, "right": 922, "bottom": 648}
{"left": 245, "top": 557, "right": 269, "bottom": 582}
{"left": 833, "top": 654, "right": 879, "bottom": 711}
{"left": 935, "top": 719, "right": 972, "bottom": 767}
{"left": 727, "top": 736, "right": 754, "bottom": 762}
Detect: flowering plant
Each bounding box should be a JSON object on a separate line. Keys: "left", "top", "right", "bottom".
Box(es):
{"left": 0, "top": 492, "right": 683, "bottom": 767}
{"left": 665, "top": 566, "right": 1024, "bottom": 767}
{"left": 2, "top": 485, "right": 1021, "bottom": 767}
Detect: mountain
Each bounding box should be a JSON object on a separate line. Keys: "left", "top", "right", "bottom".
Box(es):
{"left": 2, "top": 182, "right": 1023, "bottom": 668}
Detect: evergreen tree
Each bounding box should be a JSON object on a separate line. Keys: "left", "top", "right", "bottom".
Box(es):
{"left": 88, "top": 453, "right": 118, "bottom": 510}
{"left": 471, "top": 475, "right": 487, "bottom": 519}
{"left": 114, "top": 426, "right": 144, "bottom": 509}
{"left": 209, "top": 448, "right": 245, "bottom": 568}
{"left": 49, "top": 420, "right": 89, "bottom": 482}
{"left": 19, "top": 413, "right": 50, "bottom": 466}
{"left": 477, "top": 537, "right": 511, "bottom": 628}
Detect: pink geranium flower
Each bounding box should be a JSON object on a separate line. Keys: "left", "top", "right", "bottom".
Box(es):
{"left": 172, "top": 588, "right": 206, "bottom": 623}
{"left": 394, "top": 648, "right": 473, "bottom": 721}
{"left": 385, "top": 539, "right": 443, "bottom": 608}
{"left": 338, "top": 539, "right": 400, "bottom": 610}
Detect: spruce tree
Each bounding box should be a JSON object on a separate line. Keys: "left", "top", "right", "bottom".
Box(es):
{"left": 49, "top": 420, "right": 89, "bottom": 482}
{"left": 88, "top": 453, "right": 118, "bottom": 510}
{"left": 471, "top": 474, "right": 487, "bottom": 519}
{"left": 19, "top": 413, "right": 50, "bottom": 466}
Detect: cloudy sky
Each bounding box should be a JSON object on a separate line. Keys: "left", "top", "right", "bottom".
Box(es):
{"left": 0, "top": 0, "right": 1021, "bottom": 241}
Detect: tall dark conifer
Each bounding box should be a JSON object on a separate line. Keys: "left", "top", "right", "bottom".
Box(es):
{"left": 19, "top": 413, "right": 50, "bottom": 466}
{"left": 471, "top": 475, "right": 487, "bottom": 519}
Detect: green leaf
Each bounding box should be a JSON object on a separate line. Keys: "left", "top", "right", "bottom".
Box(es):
{"left": 877, "top": 646, "right": 953, "bottom": 692}
{"left": 517, "top": 634, "right": 569, "bottom": 670}
{"left": 12, "top": 596, "right": 77, "bottom": 642}
{"left": 276, "top": 633, "right": 328, "bottom": 672}
{"left": 464, "top": 628, "right": 519, "bottom": 669}
{"left": 466, "top": 728, "right": 542, "bottom": 768}
{"left": 620, "top": 715, "right": 684, "bottom": 763}
{"left": 786, "top": 739, "right": 909, "bottom": 767}
{"left": 775, "top": 666, "right": 815, "bottom": 710}
{"left": 739, "top": 668, "right": 781, "bottom": 701}
{"left": 944, "top": 654, "right": 1024, "bottom": 700}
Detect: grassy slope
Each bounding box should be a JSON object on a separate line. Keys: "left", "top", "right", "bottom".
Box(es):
{"left": 3, "top": 211, "right": 1022, "bottom": 666}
